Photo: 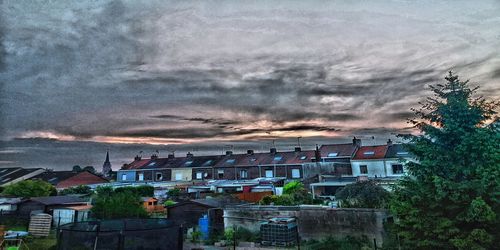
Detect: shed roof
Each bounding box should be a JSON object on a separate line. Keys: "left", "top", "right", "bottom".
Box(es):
{"left": 29, "top": 196, "right": 87, "bottom": 206}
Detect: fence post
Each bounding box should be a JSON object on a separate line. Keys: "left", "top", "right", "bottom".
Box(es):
{"left": 93, "top": 221, "right": 101, "bottom": 250}
{"left": 177, "top": 225, "right": 183, "bottom": 250}
{"left": 56, "top": 229, "right": 63, "bottom": 250}
{"left": 373, "top": 238, "right": 377, "bottom": 250}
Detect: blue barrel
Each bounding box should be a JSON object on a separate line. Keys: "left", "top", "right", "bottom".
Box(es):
{"left": 198, "top": 215, "right": 209, "bottom": 240}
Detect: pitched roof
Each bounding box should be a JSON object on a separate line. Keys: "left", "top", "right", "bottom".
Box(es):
{"left": 29, "top": 196, "right": 87, "bottom": 206}
{"left": 30, "top": 171, "right": 77, "bottom": 185}
{"left": 385, "top": 144, "right": 412, "bottom": 158}
{"left": 56, "top": 171, "right": 109, "bottom": 189}
{"left": 0, "top": 167, "right": 44, "bottom": 186}
{"left": 122, "top": 159, "right": 151, "bottom": 170}
{"left": 352, "top": 145, "right": 388, "bottom": 160}
{"left": 319, "top": 143, "right": 358, "bottom": 158}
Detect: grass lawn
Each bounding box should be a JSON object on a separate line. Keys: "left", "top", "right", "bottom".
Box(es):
{"left": 1, "top": 224, "right": 57, "bottom": 250}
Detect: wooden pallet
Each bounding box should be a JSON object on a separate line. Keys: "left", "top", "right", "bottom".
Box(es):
{"left": 28, "top": 214, "right": 52, "bottom": 237}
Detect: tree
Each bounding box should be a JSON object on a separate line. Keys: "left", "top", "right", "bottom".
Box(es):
{"left": 2, "top": 180, "right": 57, "bottom": 198}
{"left": 283, "top": 181, "right": 304, "bottom": 194}
{"left": 335, "top": 180, "right": 390, "bottom": 208}
{"left": 59, "top": 185, "right": 93, "bottom": 196}
{"left": 115, "top": 185, "right": 154, "bottom": 197}
{"left": 390, "top": 72, "right": 500, "bottom": 249}
{"left": 72, "top": 165, "right": 82, "bottom": 172}
{"left": 91, "top": 186, "right": 148, "bottom": 219}
{"left": 83, "top": 166, "right": 96, "bottom": 173}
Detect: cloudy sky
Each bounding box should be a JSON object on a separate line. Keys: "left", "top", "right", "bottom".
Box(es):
{"left": 1, "top": 0, "right": 499, "bottom": 171}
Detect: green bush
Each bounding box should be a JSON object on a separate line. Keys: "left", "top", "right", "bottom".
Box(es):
{"left": 91, "top": 188, "right": 148, "bottom": 219}
{"left": 114, "top": 185, "right": 154, "bottom": 197}
{"left": 163, "top": 199, "right": 176, "bottom": 206}
{"left": 2, "top": 180, "right": 57, "bottom": 198}
{"left": 304, "top": 236, "right": 372, "bottom": 250}
{"left": 335, "top": 180, "right": 390, "bottom": 208}
{"left": 59, "top": 185, "right": 93, "bottom": 196}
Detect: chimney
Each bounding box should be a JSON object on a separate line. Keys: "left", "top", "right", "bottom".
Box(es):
{"left": 270, "top": 148, "right": 277, "bottom": 154}
{"left": 294, "top": 147, "right": 301, "bottom": 152}
{"left": 387, "top": 139, "right": 393, "bottom": 146}
{"left": 186, "top": 152, "right": 194, "bottom": 158}
{"left": 151, "top": 154, "right": 158, "bottom": 159}
{"left": 314, "top": 144, "right": 321, "bottom": 162}
{"left": 352, "top": 137, "right": 362, "bottom": 147}
{"left": 168, "top": 153, "right": 175, "bottom": 159}
{"left": 247, "top": 149, "right": 254, "bottom": 155}
{"left": 225, "top": 151, "right": 233, "bottom": 156}
{"left": 134, "top": 155, "right": 142, "bottom": 161}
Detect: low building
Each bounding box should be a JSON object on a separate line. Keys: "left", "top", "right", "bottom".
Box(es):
{"left": 55, "top": 171, "right": 109, "bottom": 189}
{"left": 0, "top": 197, "right": 21, "bottom": 214}
{"left": 0, "top": 167, "right": 46, "bottom": 187}
{"left": 141, "top": 197, "right": 165, "bottom": 213}
{"left": 52, "top": 204, "right": 92, "bottom": 227}
{"left": 17, "top": 196, "right": 88, "bottom": 218}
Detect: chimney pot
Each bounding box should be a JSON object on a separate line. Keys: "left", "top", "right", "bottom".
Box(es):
{"left": 134, "top": 155, "right": 142, "bottom": 161}
{"left": 187, "top": 152, "right": 194, "bottom": 158}
{"left": 225, "top": 151, "right": 233, "bottom": 156}
{"left": 168, "top": 153, "right": 175, "bottom": 159}
{"left": 387, "top": 139, "right": 393, "bottom": 146}
{"left": 352, "top": 137, "right": 362, "bottom": 147}
{"left": 294, "top": 147, "right": 301, "bottom": 152}
{"left": 247, "top": 149, "right": 254, "bottom": 155}
{"left": 270, "top": 148, "right": 277, "bottom": 154}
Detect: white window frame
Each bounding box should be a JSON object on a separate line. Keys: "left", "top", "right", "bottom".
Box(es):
{"left": 121, "top": 174, "right": 127, "bottom": 181}
{"left": 360, "top": 165, "right": 368, "bottom": 175}
{"left": 156, "top": 173, "right": 163, "bottom": 181}
{"left": 217, "top": 169, "right": 224, "bottom": 178}
{"left": 265, "top": 170, "right": 273, "bottom": 178}
{"left": 138, "top": 173, "right": 144, "bottom": 181}
{"left": 291, "top": 169, "right": 300, "bottom": 178}
{"left": 196, "top": 172, "right": 203, "bottom": 180}
{"left": 240, "top": 170, "right": 248, "bottom": 179}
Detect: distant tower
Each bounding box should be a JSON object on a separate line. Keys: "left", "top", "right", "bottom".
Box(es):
{"left": 102, "top": 151, "right": 112, "bottom": 177}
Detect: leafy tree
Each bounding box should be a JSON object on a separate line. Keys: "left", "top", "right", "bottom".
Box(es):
{"left": 283, "top": 181, "right": 304, "bottom": 194}
{"left": 114, "top": 185, "right": 154, "bottom": 197}
{"left": 390, "top": 72, "right": 500, "bottom": 249}
{"left": 2, "top": 180, "right": 57, "bottom": 198}
{"left": 83, "top": 166, "right": 96, "bottom": 173}
{"left": 59, "top": 185, "right": 93, "bottom": 196}
{"left": 91, "top": 186, "right": 148, "bottom": 219}
{"left": 72, "top": 165, "right": 82, "bottom": 172}
{"left": 335, "top": 180, "right": 390, "bottom": 208}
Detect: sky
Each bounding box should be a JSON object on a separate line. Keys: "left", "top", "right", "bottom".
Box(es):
{"left": 1, "top": 0, "right": 499, "bottom": 171}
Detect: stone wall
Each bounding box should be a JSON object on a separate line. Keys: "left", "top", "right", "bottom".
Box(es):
{"left": 223, "top": 205, "right": 389, "bottom": 246}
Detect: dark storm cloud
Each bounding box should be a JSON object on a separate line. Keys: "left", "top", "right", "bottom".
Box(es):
{"left": 1, "top": 0, "right": 499, "bottom": 170}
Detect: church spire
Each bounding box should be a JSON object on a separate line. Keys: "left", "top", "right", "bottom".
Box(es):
{"left": 102, "top": 150, "right": 112, "bottom": 178}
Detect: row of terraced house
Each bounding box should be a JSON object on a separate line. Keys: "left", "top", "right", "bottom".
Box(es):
{"left": 117, "top": 138, "right": 412, "bottom": 197}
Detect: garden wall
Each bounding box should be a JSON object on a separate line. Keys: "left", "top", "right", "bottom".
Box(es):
{"left": 223, "top": 205, "right": 389, "bottom": 246}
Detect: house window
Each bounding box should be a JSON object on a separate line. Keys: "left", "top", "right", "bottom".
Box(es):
{"left": 138, "top": 173, "right": 144, "bottom": 181}
{"left": 360, "top": 165, "right": 368, "bottom": 174}
{"left": 148, "top": 202, "right": 153, "bottom": 206}
{"left": 265, "top": 170, "right": 273, "bottom": 178}
{"left": 291, "top": 169, "right": 301, "bottom": 178}
{"left": 196, "top": 172, "right": 203, "bottom": 179}
{"left": 156, "top": 173, "right": 163, "bottom": 181}
{"left": 217, "top": 169, "right": 224, "bottom": 179}
{"left": 121, "top": 174, "right": 127, "bottom": 181}
{"left": 239, "top": 170, "right": 248, "bottom": 179}
{"left": 392, "top": 164, "right": 404, "bottom": 174}
{"left": 175, "top": 173, "right": 183, "bottom": 181}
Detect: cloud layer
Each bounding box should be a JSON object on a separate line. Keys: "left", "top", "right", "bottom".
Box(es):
{"left": 1, "top": 0, "right": 499, "bottom": 169}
